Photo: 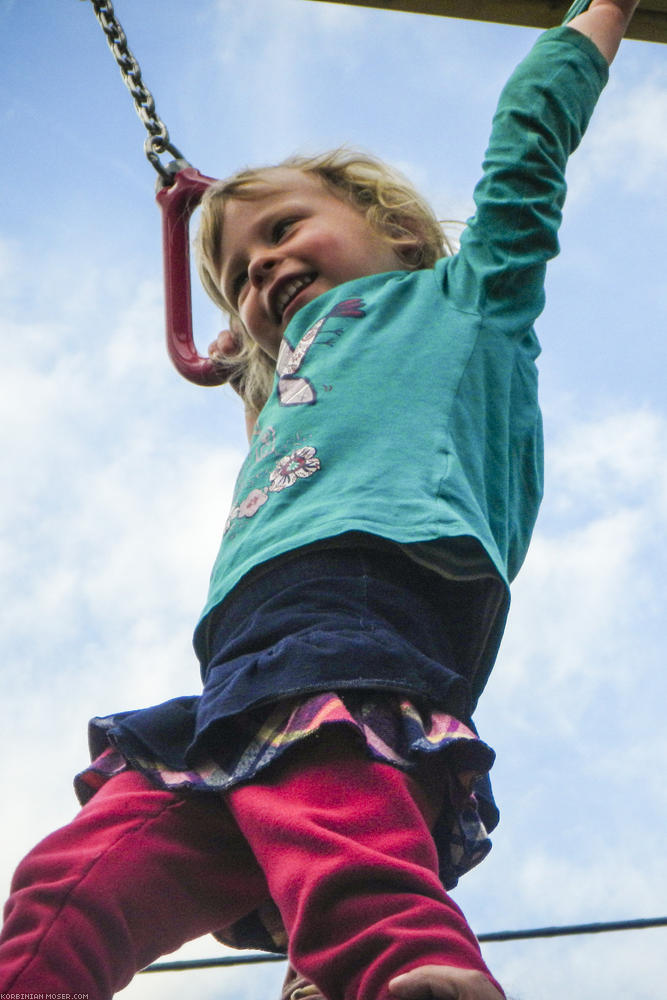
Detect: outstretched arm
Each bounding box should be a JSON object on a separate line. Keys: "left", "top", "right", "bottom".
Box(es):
{"left": 569, "top": 0, "right": 640, "bottom": 63}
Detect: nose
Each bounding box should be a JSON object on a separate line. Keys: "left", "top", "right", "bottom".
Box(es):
{"left": 248, "top": 249, "right": 278, "bottom": 288}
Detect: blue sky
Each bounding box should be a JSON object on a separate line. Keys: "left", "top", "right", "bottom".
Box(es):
{"left": 1, "top": 2, "right": 666, "bottom": 998}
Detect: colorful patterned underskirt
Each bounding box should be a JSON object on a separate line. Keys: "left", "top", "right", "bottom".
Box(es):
{"left": 75, "top": 690, "right": 495, "bottom": 952}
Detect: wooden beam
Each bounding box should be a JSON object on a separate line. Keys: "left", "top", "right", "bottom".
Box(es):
{"left": 308, "top": 1, "right": 667, "bottom": 43}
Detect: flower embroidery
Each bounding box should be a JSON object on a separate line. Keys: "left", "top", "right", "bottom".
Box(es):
{"left": 223, "top": 446, "right": 321, "bottom": 535}
{"left": 268, "top": 446, "right": 321, "bottom": 493}
{"left": 238, "top": 488, "right": 269, "bottom": 518}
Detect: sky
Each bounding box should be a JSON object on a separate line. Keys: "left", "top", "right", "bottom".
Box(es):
{"left": 1, "top": 1, "right": 666, "bottom": 997}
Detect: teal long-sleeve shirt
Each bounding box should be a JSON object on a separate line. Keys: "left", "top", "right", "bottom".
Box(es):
{"left": 196, "top": 27, "right": 609, "bottom": 706}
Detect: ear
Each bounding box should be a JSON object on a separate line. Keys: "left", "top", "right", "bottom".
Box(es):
{"left": 386, "top": 214, "right": 428, "bottom": 269}
{"left": 391, "top": 233, "right": 426, "bottom": 269}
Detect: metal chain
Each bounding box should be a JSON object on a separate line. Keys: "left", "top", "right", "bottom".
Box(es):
{"left": 83, "top": 0, "right": 187, "bottom": 181}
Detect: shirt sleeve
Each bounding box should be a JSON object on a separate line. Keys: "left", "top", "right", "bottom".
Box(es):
{"left": 446, "top": 26, "right": 609, "bottom": 337}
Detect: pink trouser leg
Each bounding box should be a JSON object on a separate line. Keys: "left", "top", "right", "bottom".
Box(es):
{"left": 1, "top": 738, "right": 503, "bottom": 1000}
{"left": 228, "top": 732, "right": 504, "bottom": 1000}
{"left": 0, "top": 771, "right": 270, "bottom": 996}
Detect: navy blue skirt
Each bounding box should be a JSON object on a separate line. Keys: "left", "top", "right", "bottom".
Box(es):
{"left": 90, "top": 541, "right": 485, "bottom": 768}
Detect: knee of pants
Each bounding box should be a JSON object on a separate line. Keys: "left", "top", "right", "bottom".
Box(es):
{"left": 1, "top": 770, "right": 271, "bottom": 991}
{"left": 227, "top": 734, "right": 447, "bottom": 923}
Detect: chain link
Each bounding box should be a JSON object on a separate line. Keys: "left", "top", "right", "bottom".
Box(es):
{"left": 84, "top": 0, "right": 187, "bottom": 181}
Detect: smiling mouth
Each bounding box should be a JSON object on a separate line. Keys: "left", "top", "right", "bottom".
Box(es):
{"left": 275, "top": 273, "right": 316, "bottom": 322}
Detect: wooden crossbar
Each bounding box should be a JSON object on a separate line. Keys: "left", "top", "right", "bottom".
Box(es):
{"left": 307, "top": 1, "right": 667, "bottom": 43}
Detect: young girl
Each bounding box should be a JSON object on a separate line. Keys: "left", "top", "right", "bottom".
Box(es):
{"left": 0, "top": 3, "right": 638, "bottom": 998}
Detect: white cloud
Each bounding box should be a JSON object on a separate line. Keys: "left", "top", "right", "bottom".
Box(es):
{"left": 546, "top": 408, "right": 667, "bottom": 515}
{"left": 490, "top": 928, "right": 666, "bottom": 1000}
{"left": 488, "top": 404, "right": 667, "bottom": 716}
{"left": 568, "top": 70, "right": 667, "bottom": 203}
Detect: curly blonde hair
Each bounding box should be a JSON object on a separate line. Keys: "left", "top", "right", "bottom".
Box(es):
{"left": 196, "top": 149, "right": 455, "bottom": 415}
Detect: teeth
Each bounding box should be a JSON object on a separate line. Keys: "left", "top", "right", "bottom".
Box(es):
{"left": 277, "top": 274, "right": 314, "bottom": 319}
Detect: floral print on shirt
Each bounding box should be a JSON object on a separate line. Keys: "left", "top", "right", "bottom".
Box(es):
{"left": 269, "top": 445, "right": 321, "bottom": 491}
{"left": 224, "top": 297, "right": 365, "bottom": 536}
{"left": 225, "top": 446, "right": 321, "bottom": 534}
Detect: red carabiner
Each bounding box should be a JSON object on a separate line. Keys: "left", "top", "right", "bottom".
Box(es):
{"left": 156, "top": 166, "right": 225, "bottom": 386}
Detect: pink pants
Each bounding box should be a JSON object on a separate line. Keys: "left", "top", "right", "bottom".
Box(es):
{"left": 0, "top": 734, "right": 502, "bottom": 1000}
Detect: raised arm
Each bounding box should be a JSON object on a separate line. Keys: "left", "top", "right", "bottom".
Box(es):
{"left": 447, "top": 24, "right": 610, "bottom": 335}
{"left": 569, "top": 0, "right": 640, "bottom": 63}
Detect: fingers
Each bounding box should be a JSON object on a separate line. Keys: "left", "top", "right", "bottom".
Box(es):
{"left": 208, "top": 313, "right": 248, "bottom": 363}
{"left": 389, "top": 965, "right": 452, "bottom": 998}
{"left": 389, "top": 966, "right": 505, "bottom": 1000}
{"left": 208, "top": 326, "right": 247, "bottom": 397}
{"left": 208, "top": 328, "right": 240, "bottom": 361}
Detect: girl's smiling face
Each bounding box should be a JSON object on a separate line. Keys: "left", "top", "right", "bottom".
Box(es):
{"left": 218, "top": 169, "right": 406, "bottom": 359}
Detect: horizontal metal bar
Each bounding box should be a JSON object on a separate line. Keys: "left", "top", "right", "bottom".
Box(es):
{"left": 142, "top": 951, "right": 287, "bottom": 973}
{"left": 478, "top": 915, "right": 667, "bottom": 942}
{"left": 141, "top": 916, "right": 667, "bottom": 973}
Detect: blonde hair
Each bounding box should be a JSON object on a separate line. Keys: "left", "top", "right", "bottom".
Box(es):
{"left": 196, "top": 149, "right": 455, "bottom": 415}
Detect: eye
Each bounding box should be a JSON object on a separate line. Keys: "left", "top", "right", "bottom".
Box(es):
{"left": 231, "top": 269, "right": 248, "bottom": 304}
{"left": 272, "top": 218, "right": 296, "bottom": 242}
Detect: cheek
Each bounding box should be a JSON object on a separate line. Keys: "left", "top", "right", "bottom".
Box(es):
{"left": 239, "top": 301, "right": 263, "bottom": 341}
{"left": 343, "top": 222, "right": 399, "bottom": 274}
{"left": 322, "top": 233, "right": 370, "bottom": 277}
{"left": 306, "top": 229, "right": 340, "bottom": 263}
{"left": 241, "top": 306, "right": 280, "bottom": 358}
